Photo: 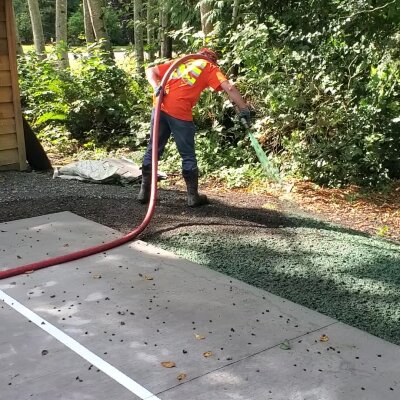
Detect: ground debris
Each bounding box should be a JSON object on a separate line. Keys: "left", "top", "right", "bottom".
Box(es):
{"left": 161, "top": 361, "right": 176, "bottom": 368}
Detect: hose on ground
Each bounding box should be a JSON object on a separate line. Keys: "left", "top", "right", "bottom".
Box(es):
{"left": 0, "top": 54, "right": 206, "bottom": 280}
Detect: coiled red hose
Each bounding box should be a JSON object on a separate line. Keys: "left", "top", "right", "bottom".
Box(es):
{"left": 0, "top": 54, "right": 206, "bottom": 280}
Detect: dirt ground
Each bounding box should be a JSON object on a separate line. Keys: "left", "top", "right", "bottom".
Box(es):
{"left": 0, "top": 170, "right": 296, "bottom": 240}
{"left": 279, "top": 180, "right": 400, "bottom": 243}
{"left": 1, "top": 170, "right": 400, "bottom": 345}
{"left": 1, "top": 170, "right": 399, "bottom": 244}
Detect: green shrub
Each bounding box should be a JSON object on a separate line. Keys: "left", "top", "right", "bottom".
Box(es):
{"left": 17, "top": 0, "right": 400, "bottom": 188}
{"left": 68, "top": 9, "right": 85, "bottom": 46}
{"left": 18, "top": 46, "right": 150, "bottom": 150}
{"left": 223, "top": 13, "right": 400, "bottom": 186}
{"left": 66, "top": 47, "right": 149, "bottom": 147}
{"left": 18, "top": 52, "right": 72, "bottom": 126}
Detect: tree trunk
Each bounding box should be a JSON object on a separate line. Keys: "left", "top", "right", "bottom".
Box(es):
{"left": 83, "top": 0, "right": 95, "bottom": 44}
{"left": 134, "top": 0, "right": 144, "bottom": 74}
{"left": 27, "top": 0, "right": 45, "bottom": 58}
{"left": 232, "top": 0, "right": 240, "bottom": 26}
{"left": 159, "top": 2, "right": 172, "bottom": 58}
{"left": 147, "top": 0, "right": 156, "bottom": 61}
{"left": 86, "top": 0, "right": 114, "bottom": 58}
{"left": 158, "top": 5, "right": 163, "bottom": 58}
{"left": 56, "top": 0, "right": 69, "bottom": 68}
{"left": 12, "top": 3, "right": 24, "bottom": 56}
{"left": 231, "top": 0, "right": 241, "bottom": 76}
{"left": 199, "top": 0, "right": 213, "bottom": 40}
{"left": 15, "top": 27, "right": 24, "bottom": 56}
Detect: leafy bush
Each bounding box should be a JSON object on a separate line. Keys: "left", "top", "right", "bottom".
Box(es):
{"left": 160, "top": 112, "right": 265, "bottom": 181}
{"left": 18, "top": 52, "right": 72, "bottom": 126}
{"left": 13, "top": 0, "right": 32, "bottom": 43}
{"left": 68, "top": 9, "right": 85, "bottom": 46}
{"left": 18, "top": 46, "right": 150, "bottom": 149}
{"left": 222, "top": 9, "right": 400, "bottom": 186}
{"left": 17, "top": 0, "right": 400, "bottom": 188}
{"left": 66, "top": 46, "right": 148, "bottom": 147}
{"left": 103, "top": 6, "right": 126, "bottom": 46}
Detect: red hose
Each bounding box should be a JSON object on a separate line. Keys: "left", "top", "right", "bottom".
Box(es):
{"left": 0, "top": 54, "right": 207, "bottom": 281}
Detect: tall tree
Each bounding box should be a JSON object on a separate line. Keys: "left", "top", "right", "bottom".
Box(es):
{"left": 146, "top": 0, "right": 156, "bottom": 61}
{"left": 86, "top": 0, "right": 113, "bottom": 57}
{"left": 27, "top": 0, "right": 45, "bottom": 57}
{"left": 83, "top": 0, "right": 95, "bottom": 43}
{"left": 199, "top": 0, "right": 213, "bottom": 40}
{"left": 134, "top": 0, "right": 144, "bottom": 74}
{"left": 230, "top": 0, "right": 241, "bottom": 76}
{"left": 14, "top": 26, "right": 24, "bottom": 56}
{"left": 232, "top": 0, "right": 240, "bottom": 26}
{"left": 56, "top": 0, "right": 69, "bottom": 68}
{"left": 159, "top": 1, "right": 172, "bottom": 58}
{"left": 12, "top": 2, "right": 24, "bottom": 55}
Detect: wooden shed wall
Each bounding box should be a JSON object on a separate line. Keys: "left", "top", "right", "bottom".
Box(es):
{"left": 0, "top": 0, "right": 26, "bottom": 170}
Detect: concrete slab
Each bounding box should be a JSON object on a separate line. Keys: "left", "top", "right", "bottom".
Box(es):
{"left": 1, "top": 212, "right": 399, "bottom": 399}
{"left": 0, "top": 303, "right": 141, "bottom": 400}
{"left": 0, "top": 212, "right": 119, "bottom": 269}
{"left": 159, "top": 322, "right": 400, "bottom": 400}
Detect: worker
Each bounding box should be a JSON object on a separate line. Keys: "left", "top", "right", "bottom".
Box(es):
{"left": 138, "top": 47, "right": 251, "bottom": 207}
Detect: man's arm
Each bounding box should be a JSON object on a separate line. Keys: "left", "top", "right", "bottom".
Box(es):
{"left": 145, "top": 66, "right": 161, "bottom": 90}
{"left": 220, "top": 81, "right": 248, "bottom": 110}
{"left": 220, "top": 80, "right": 251, "bottom": 125}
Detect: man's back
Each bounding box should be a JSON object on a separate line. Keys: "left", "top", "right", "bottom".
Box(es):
{"left": 156, "top": 58, "right": 227, "bottom": 121}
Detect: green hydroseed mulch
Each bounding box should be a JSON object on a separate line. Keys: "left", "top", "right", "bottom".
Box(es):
{"left": 150, "top": 218, "right": 400, "bottom": 345}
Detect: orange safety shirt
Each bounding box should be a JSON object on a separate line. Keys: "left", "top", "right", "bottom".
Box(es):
{"left": 154, "top": 58, "right": 228, "bottom": 121}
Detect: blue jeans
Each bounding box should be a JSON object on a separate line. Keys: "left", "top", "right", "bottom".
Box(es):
{"left": 143, "top": 110, "right": 198, "bottom": 171}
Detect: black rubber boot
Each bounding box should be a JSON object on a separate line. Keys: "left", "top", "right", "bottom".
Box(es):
{"left": 182, "top": 169, "right": 209, "bottom": 207}
{"left": 137, "top": 165, "right": 152, "bottom": 204}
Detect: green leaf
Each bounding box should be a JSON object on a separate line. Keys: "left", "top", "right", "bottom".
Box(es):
{"left": 36, "top": 113, "right": 67, "bottom": 125}
{"left": 279, "top": 339, "right": 291, "bottom": 350}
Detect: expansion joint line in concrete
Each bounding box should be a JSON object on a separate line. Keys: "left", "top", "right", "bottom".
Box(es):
{"left": 0, "top": 289, "right": 161, "bottom": 400}
{"left": 153, "top": 321, "right": 339, "bottom": 397}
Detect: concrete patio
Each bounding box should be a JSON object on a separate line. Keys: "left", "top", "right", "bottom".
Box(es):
{"left": 1, "top": 212, "right": 399, "bottom": 400}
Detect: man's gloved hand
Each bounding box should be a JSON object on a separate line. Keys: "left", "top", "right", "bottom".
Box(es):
{"left": 238, "top": 107, "right": 251, "bottom": 127}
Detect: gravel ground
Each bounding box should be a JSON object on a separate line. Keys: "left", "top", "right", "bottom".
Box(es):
{"left": 1, "top": 170, "right": 400, "bottom": 344}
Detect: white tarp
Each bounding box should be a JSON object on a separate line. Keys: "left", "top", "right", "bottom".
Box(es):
{"left": 53, "top": 158, "right": 152, "bottom": 185}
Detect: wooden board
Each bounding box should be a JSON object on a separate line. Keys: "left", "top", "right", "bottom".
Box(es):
{"left": 0, "top": 162, "right": 18, "bottom": 170}
{"left": 0, "top": 70, "right": 11, "bottom": 86}
{"left": 0, "top": 54, "right": 9, "bottom": 70}
{"left": 0, "top": 132, "right": 17, "bottom": 149}
{"left": 0, "top": 86, "right": 12, "bottom": 102}
{"left": 0, "top": 117, "right": 15, "bottom": 134}
{"left": 0, "top": 0, "right": 27, "bottom": 170}
{"left": 0, "top": 102, "right": 14, "bottom": 118}
{"left": 0, "top": 38, "right": 7, "bottom": 54}
{"left": 0, "top": 147, "right": 18, "bottom": 165}
{"left": 0, "top": 21, "right": 6, "bottom": 39}
{"left": 0, "top": 5, "right": 5, "bottom": 23}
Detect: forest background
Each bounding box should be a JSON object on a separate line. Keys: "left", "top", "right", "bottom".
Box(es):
{"left": 13, "top": 0, "right": 400, "bottom": 189}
